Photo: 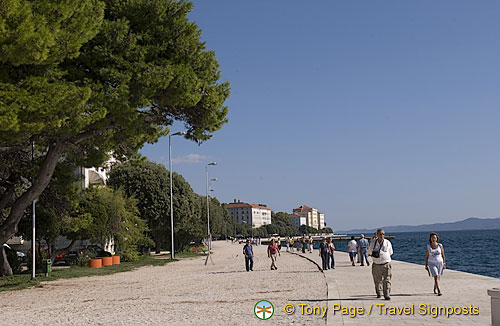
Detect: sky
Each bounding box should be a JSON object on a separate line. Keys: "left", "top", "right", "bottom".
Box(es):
{"left": 140, "top": 0, "right": 500, "bottom": 231}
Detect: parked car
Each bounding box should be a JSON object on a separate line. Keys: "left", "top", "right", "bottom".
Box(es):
{"left": 64, "top": 245, "right": 112, "bottom": 265}
{"left": 54, "top": 252, "right": 67, "bottom": 264}
{"left": 3, "top": 244, "right": 25, "bottom": 258}
{"left": 83, "top": 245, "right": 112, "bottom": 257}
{"left": 3, "top": 244, "right": 27, "bottom": 273}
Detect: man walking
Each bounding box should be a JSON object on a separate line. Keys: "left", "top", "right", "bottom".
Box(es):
{"left": 267, "top": 239, "right": 280, "bottom": 270}
{"left": 243, "top": 239, "right": 254, "bottom": 272}
{"left": 347, "top": 236, "right": 358, "bottom": 266}
{"left": 369, "top": 229, "right": 393, "bottom": 300}
{"left": 319, "top": 238, "right": 330, "bottom": 270}
{"left": 358, "top": 234, "right": 370, "bottom": 266}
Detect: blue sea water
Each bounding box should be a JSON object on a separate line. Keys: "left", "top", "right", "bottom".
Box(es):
{"left": 333, "top": 229, "right": 500, "bottom": 278}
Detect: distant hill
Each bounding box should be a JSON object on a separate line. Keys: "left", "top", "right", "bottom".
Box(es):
{"left": 338, "top": 217, "right": 500, "bottom": 234}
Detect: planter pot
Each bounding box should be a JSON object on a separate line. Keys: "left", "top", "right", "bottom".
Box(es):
{"left": 89, "top": 258, "right": 102, "bottom": 268}
{"left": 112, "top": 255, "right": 120, "bottom": 265}
{"left": 101, "top": 256, "right": 113, "bottom": 266}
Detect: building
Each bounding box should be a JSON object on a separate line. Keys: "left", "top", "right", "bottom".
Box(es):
{"left": 292, "top": 205, "right": 325, "bottom": 230}
{"left": 226, "top": 200, "right": 272, "bottom": 228}
{"left": 289, "top": 214, "right": 307, "bottom": 228}
{"left": 78, "top": 156, "right": 117, "bottom": 188}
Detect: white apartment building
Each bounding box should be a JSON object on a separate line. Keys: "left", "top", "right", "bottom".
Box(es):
{"left": 78, "top": 156, "right": 117, "bottom": 188}
{"left": 226, "top": 200, "right": 272, "bottom": 228}
{"left": 289, "top": 214, "right": 307, "bottom": 228}
{"left": 292, "top": 205, "right": 325, "bottom": 230}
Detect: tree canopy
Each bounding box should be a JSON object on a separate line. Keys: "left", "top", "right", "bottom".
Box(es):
{"left": 108, "top": 159, "right": 225, "bottom": 252}
{"left": 0, "top": 0, "right": 229, "bottom": 275}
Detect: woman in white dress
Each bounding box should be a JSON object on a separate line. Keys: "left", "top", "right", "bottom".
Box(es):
{"left": 425, "top": 232, "right": 446, "bottom": 295}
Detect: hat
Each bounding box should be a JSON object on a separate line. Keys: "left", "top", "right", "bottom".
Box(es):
{"left": 361, "top": 234, "right": 365, "bottom": 238}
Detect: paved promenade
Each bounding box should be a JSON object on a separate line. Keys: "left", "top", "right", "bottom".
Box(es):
{"left": 293, "top": 246, "right": 499, "bottom": 325}
{"left": 0, "top": 241, "right": 498, "bottom": 325}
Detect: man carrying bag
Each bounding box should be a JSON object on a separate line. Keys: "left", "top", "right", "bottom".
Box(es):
{"left": 368, "top": 229, "right": 393, "bottom": 300}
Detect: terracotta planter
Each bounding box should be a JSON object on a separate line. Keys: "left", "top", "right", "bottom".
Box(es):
{"left": 112, "top": 255, "right": 120, "bottom": 265}
{"left": 102, "top": 256, "right": 113, "bottom": 266}
{"left": 89, "top": 258, "right": 102, "bottom": 268}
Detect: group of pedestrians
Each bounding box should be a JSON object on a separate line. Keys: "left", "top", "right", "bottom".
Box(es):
{"left": 242, "top": 238, "right": 281, "bottom": 271}
{"left": 356, "top": 229, "right": 445, "bottom": 300}
{"left": 347, "top": 234, "right": 371, "bottom": 266}
{"left": 318, "top": 237, "right": 336, "bottom": 270}
{"left": 242, "top": 230, "right": 446, "bottom": 300}
{"left": 295, "top": 236, "right": 313, "bottom": 253}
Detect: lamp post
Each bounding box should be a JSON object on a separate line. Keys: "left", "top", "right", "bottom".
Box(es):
{"left": 204, "top": 162, "right": 217, "bottom": 265}
{"left": 31, "top": 139, "right": 36, "bottom": 281}
{"left": 169, "top": 131, "right": 185, "bottom": 260}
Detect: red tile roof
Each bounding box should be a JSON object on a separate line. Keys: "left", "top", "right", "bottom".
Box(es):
{"left": 226, "top": 203, "right": 271, "bottom": 210}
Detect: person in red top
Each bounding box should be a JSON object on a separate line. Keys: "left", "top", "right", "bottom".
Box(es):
{"left": 267, "top": 238, "right": 281, "bottom": 270}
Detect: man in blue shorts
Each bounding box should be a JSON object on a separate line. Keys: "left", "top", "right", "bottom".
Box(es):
{"left": 243, "top": 239, "right": 254, "bottom": 272}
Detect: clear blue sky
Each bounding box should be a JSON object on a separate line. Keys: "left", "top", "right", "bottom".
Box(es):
{"left": 140, "top": 0, "right": 500, "bottom": 230}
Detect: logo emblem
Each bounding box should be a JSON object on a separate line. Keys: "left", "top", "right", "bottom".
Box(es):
{"left": 254, "top": 300, "right": 274, "bottom": 320}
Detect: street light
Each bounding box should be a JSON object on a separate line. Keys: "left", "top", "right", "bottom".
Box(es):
{"left": 169, "top": 131, "right": 185, "bottom": 260}
{"left": 31, "top": 139, "right": 36, "bottom": 280}
{"left": 204, "top": 162, "right": 217, "bottom": 265}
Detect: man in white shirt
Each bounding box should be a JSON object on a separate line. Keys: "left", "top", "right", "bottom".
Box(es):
{"left": 368, "top": 229, "right": 393, "bottom": 300}
{"left": 347, "top": 236, "right": 358, "bottom": 266}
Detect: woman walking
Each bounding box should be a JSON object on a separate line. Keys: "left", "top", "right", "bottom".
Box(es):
{"left": 425, "top": 232, "right": 446, "bottom": 296}
{"left": 267, "top": 239, "right": 281, "bottom": 270}
{"left": 328, "top": 238, "right": 335, "bottom": 269}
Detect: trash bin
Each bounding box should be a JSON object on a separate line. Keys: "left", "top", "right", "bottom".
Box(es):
{"left": 488, "top": 288, "right": 500, "bottom": 326}
{"left": 42, "top": 259, "right": 51, "bottom": 276}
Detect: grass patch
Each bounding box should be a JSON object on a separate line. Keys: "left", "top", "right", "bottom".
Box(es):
{"left": 0, "top": 251, "right": 205, "bottom": 292}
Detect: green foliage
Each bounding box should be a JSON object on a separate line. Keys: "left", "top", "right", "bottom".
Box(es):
{"left": 73, "top": 187, "right": 148, "bottom": 260}
{"left": 1, "top": 0, "right": 229, "bottom": 146}
{"left": 17, "top": 162, "right": 82, "bottom": 246}
{"left": 268, "top": 212, "right": 300, "bottom": 236}
{"left": 299, "top": 225, "right": 319, "bottom": 235}
{"left": 232, "top": 212, "right": 301, "bottom": 238}
{"left": 203, "top": 197, "right": 231, "bottom": 239}
{"left": 118, "top": 248, "right": 139, "bottom": 262}
{"left": 0, "top": 0, "right": 230, "bottom": 274}
{"left": 73, "top": 187, "right": 120, "bottom": 243}
{"left": 74, "top": 251, "right": 96, "bottom": 267}
{"left": 108, "top": 160, "right": 204, "bottom": 251}
{"left": 0, "top": 0, "right": 105, "bottom": 66}
{"left": 114, "top": 192, "right": 151, "bottom": 261}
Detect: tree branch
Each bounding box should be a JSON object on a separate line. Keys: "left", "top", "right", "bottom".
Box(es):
{"left": 0, "top": 142, "right": 65, "bottom": 243}
{"left": 0, "top": 173, "right": 18, "bottom": 213}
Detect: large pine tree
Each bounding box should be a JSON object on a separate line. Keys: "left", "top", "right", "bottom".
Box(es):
{"left": 0, "top": 0, "right": 230, "bottom": 275}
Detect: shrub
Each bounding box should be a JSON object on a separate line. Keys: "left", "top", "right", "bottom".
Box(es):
{"left": 117, "top": 248, "right": 139, "bottom": 262}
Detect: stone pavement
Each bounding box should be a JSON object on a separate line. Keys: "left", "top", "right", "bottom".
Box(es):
{"left": 1, "top": 241, "right": 498, "bottom": 325}
{"left": 292, "top": 246, "right": 500, "bottom": 325}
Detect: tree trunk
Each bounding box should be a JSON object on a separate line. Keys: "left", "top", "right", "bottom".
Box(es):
{"left": 0, "top": 143, "right": 63, "bottom": 276}
{"left": 155, "top": 240, "right": 161, "bottom": 254}
{"left": 0, "top": 245, "right": 13, "bottom": 276}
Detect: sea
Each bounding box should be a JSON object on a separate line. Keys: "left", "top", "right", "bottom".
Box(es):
{"left": 333, "top": 229, "right": 500, "bottom": 279}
